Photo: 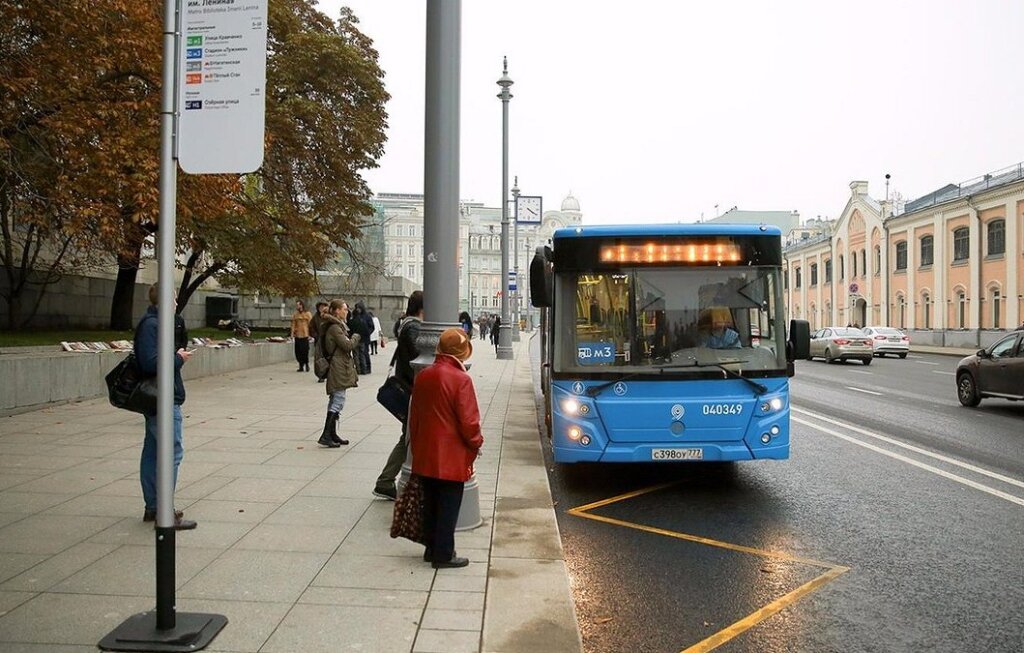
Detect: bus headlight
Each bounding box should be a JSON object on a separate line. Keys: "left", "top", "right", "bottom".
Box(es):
{"left": 760, "top": 433, "right": 771, "bottom": 444}
{"left": 561, "top": 398, "right": 580, "bottom": 415}
{"left": 770, "top": 425, "right": 780, "bottom": 436}
{"left": 568, "top": 426, "right": 582, "bottom": 441}
{"left": 760, "top": 397, "right": 784, "bottom": 413}
{"left": 580, "top": 435, "right": 591, "bottom": 446}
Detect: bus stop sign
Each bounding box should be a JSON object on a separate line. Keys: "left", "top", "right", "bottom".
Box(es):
{"left": 178, "top": 0, "right": 268, "bottom": 174}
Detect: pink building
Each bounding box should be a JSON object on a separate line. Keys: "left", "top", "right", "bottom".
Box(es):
{"left": 783, "top": 163, "right": 1024, "bottom": 348}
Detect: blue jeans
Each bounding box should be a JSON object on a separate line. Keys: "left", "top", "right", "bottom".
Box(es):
{"left": 141, "top": 405, "right": 183, "bottom": 511}
{"left": 328, "top": 389, "right": 347, "bottom": 414}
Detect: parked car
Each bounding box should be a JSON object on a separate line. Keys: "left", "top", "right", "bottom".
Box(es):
{"left": 955, "top": 330, "right": 1024, "bottom": 406}
{"left": 861, "top": 326, "right": 911, "bottom": 358}
{"left": 807, "top": 327, "right": 873, "bottom": 365}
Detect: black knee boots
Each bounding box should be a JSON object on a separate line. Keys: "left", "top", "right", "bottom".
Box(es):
{"left": 317, "top": 411, "right": 348, "bottom": 447}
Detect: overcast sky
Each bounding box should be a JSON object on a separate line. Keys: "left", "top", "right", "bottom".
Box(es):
{"left": 316, "top": 0, "right": 1024, "bottom": 225}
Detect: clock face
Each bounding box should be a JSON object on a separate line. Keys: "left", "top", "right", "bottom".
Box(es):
{"left": 516, "top": 196, "right": 542, "bottom": 223}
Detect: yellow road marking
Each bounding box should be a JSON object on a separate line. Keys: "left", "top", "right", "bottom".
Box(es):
{"left": 681, "top": 566, "right": 849, "bottom": 653}
{"left": 568, "top": 482, "right": 849, "bottom": 652}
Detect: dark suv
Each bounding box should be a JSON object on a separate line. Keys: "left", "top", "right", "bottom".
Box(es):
{"left": 956, "top": 329, "right": 1024, "bottom": 407}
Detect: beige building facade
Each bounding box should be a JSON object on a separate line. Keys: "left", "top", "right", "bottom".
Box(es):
{"left": 783, "top": 162, "right": 1024, "bottom": 348}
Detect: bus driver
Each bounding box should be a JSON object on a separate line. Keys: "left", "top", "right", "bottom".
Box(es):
{"left": 698, "top": 306, "right": 741, "bottom": 349}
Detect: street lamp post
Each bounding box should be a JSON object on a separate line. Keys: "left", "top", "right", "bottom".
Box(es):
{"left": 495, "top": 57, "right": 514, "bottom": 360}
{"left": 511, "top": 177, "right": 520, "bottom": 342}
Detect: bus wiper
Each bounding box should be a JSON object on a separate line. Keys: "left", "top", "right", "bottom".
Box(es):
{"left": 585, "top": 372, "right": 649, "bottom": 397}
{"left": 657, "top": 361, "right": 768, "bottom": 395}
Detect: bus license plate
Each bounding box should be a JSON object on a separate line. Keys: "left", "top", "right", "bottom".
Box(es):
{"left": 651, "top": 448, "right": 703, "bottom": 461}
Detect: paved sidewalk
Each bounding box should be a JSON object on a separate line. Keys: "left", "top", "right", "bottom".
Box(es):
{"left": 0, "top": 335, "right": 581, "bottom": 653}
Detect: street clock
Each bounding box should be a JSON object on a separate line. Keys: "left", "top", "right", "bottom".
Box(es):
{"left": 515, "top": 195, "right": 542, "bottom": 224}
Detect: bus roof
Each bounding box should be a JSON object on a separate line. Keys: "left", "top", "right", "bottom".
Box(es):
{"left": 552, "top": 223, "right": 783, "bottom": 239}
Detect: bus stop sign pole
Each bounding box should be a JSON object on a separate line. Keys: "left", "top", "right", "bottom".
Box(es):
{"left": 99, "top": 0, "right": 245, "bottom": 648}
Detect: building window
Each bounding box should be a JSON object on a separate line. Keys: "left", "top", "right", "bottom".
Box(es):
{"left": 922, "top": 293, "right": 931, "bottom": 329}
{"left": 810, "top": 264, "right": 818, "bottom": 286}
{"left": 861, "top": 249, "right": 867, "bottom": 277}
{"left": 839, "top": 255, "right": 845, "bottom": 280}
{"left": 894, "top": 241, "right": 907, "bottom": 271}
{"left": 783, "top": 268, "right": 789, "bottom": 290}
{"left": 920, "top": 235, "right": 934, "bottom": 266}
{"left": 957, "top": 292, "right": 966, "bottom": 328}
{"left": 992, "top": 289, "right": 1001, "bottom": 329}
{"left": 407, "top": 264, "right": 415, "bottom": 279}
{"left": 897, "top": 295, "right": 906, "bottom": 329}
{"left": 794, "top": 267, "right": 802, "bottom": 289}
{"left": 953, "top": 228, "right": 969, "bottom": 261}
{"left": 852, "top": 254, "right": 857, "bottom": 278}
{"left": 874, "top": 246, "right": 881, "bottom": 275}
{"left": 824, "top": 259, "right": 832, "bottom": 283}
{"left": 987, "top": 219, "right": 1005, "bottom": 256}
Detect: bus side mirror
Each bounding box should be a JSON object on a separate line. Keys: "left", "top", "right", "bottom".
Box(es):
{"left": 530, "top": 246, "right": 553, "bottom": 308}
{"left": 788, "top": 319, "right": 810, "bottom": 363}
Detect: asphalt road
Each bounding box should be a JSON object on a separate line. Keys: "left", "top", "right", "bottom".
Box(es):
{"left": 535, "top": 346, "right": 1024, "bottom": 653}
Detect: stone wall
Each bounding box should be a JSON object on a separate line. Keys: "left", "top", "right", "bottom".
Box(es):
{"left": 0, "top": 341, "right": 293, "bottom": 416}
{"left": 1, "top": 271, "right": 420, "bottom": 332}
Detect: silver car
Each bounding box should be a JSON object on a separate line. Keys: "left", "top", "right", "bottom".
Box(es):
{"left": 807, "top": 327, "right": 873, "bottom": 365}
{"left": 861, "top": 326, "right": 911, "bottom": 358}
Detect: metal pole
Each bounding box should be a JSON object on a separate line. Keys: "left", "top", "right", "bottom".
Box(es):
{"left": 416, "top": 0, "right": 480, "bottom": 530}
{"left": 511, "top": 177, "right": 520, "bottom": 342}
{"left": 155, "top": 0, "right": 180, "bottom": 630}
{"left": 496, "top": 58, "right": 514, "bottom": 359}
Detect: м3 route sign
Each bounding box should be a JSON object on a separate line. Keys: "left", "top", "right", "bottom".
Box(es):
{"left": 178, "top": 0, "right": 268, "bottom": 174}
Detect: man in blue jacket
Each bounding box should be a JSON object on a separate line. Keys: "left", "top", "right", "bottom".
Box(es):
{"left": 135, "top": 284, "right": 197, "bottom": 530}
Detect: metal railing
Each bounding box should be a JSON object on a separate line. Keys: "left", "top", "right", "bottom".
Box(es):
{"left": 896, "top": 161, "right": 1024, "bottom": 216}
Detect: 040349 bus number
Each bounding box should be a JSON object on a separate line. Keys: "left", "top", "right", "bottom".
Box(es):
{"left": 702, "top": 403, "right": 743, "bottom": 415}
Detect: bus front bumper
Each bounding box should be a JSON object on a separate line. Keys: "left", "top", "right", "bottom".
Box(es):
{"left": 552, "top": 442, "right": 789, "bottom": 463}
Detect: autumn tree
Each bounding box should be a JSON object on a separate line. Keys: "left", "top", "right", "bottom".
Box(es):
{"left": 174, "top": 2, "right": 389, "bottom": 311}
{"left": 0, "top": 1, "right": 238, "bottom": 329}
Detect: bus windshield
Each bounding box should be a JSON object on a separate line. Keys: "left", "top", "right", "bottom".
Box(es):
{"left": 554, "top": 266, "right": 786, "bottom": 375}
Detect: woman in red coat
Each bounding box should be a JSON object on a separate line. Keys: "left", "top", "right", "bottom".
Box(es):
{"left": 408, "top": 327, "right": 483, "bottom": 568}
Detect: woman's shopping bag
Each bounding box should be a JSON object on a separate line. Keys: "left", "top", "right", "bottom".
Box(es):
{"left": 390, "top": 474, "right": 427, "bottom": 545}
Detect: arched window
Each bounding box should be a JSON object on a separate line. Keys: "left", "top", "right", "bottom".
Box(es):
{"left": 922, "top": 292, "right": 931, "bottom": 329}
{"left": 824, "top": 259, "right": 832, "bottom": 283}
{"left": 852, "top": 253, "right": 857, "bottom": 277}
{"left": 874, "top": 246, "right": 881, "bottom": 274}
{"left": 896, "top": 295, "right": 906, "bottom": 329}
{"left": 894, "top": 241, "right": 907, "bottom": 270}
{"left": 953, "top": 228, "right": 970, "bottom": 261}
{"left": 839, "top": 255, "right": 845, "bottom": 280}
{"left": 957, "top": 291, "right": 967, "bottom": 329}
{"left": 795, "top": 267, "right": 802, "bottom": 289}
{"left": 810, "top": 263, "right": 818, "bottom": 286}
{"left": 861, "top": 249, "right": 867, "bottom": 277}
{"left": 987, "top": 219, "right": 1005, "bottom": 256}
{"left": 920, "top": 235, "right": 934, "bottom": 266}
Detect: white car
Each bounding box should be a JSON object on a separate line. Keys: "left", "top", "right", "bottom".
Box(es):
{"left": 862, "top": 326, "right": 911, "bottom": 358}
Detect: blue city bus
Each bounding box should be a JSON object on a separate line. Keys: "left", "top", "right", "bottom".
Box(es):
{"left": 529, "top": 224, "right": 810, "bottom": 464}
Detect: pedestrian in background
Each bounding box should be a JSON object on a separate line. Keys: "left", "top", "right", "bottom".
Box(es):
{"left": 348, "top": 301, "right": 372, "bottom": 374}
{"left": 408, "top": 327, "right": 483, "bottom": 568}
{"left": 373, "top": 290, "right": 423, "bottom": 500}
{"left": 459, "top": 311, "right": 473, "bottom": 336}
{"left": 291, "top": 300, "right": 313, "bottom": 372}
{"left": 135, "top": 283, "right": 196, "bottom": 530}
{"left": 491, "top": 314, "right": 501, "bottom": 353}
{"left": 369, "top": 311, "right": 383, "bottom": 355}
{"left": 318, "top": 299, "right": 360, "bottom": 448}
{"left": 309, "top": 301, "right": 328, "bottom": 383}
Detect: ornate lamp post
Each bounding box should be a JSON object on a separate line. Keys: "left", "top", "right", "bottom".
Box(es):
{"left": 495, "top": 57, "right": 514, "bottom": 360}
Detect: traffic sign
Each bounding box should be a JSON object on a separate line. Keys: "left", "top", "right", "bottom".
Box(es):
{"left": 178, "top": 0, "right": 268, "bottom": 174}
